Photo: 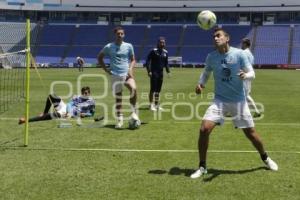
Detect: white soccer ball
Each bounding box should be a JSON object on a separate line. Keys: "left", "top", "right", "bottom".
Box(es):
{"left": 128, "top": 117, "right": 141, "bottom": 130}
{"left": 197, "top": 10, "right": 217, "bottom": 30}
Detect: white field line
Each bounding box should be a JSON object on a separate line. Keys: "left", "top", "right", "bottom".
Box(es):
{"left": 2, "top": 147, "right": 300, "bottom": 154}
{"left": 1, "top": 117, "right": 300, "bottom": 126}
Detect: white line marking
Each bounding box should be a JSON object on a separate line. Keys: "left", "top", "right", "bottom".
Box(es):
{"left": 2, "top": 147, "right": 300, "bottom": 154}
{"left": 1, "top": 117, "right": 300, "bottom": 126}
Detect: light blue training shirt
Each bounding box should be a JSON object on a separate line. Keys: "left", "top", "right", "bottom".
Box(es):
{"left": 205, "top": 47, "right": 253, "bottom": 102}
{"left": 102, "top": 42, "right": 134, "bottom": 76}
{"left": 243, "top": 48, "right": 254, "bottom": 65}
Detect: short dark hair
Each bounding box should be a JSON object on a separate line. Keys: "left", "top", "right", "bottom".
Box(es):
{"left": 214, "top": 27, "right": 229, "bottom": 37}
{"left": 157, "top": 36, "right": 166, "bottom": 47}
{"left": 81, "top": 86, "right": 90, "bottom": 94}
{"left": 242, "top": 38, "right": 251, "bottom": 47}
{"left": 114, "top": 26, "right": 124, "bottom": 34}
{"left": 158, "top": 36, "right": 166, "bottom": 42}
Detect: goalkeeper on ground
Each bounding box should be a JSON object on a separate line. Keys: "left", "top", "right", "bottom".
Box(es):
{"left": 18, "top": 86, "right": 95, "bottom": 124}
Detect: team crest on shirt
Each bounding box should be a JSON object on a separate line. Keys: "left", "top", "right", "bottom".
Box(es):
{"left": 222, "top": 67, "right": 232, "bottom": 82}
{"left": 222, "top": 67, "right": 231, "bottom": 77}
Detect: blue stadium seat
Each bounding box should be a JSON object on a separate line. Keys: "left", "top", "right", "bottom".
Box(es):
{"left": 73, "top": 25, "right": 110, "bottom": 45}
{"left": 181, "top": 46, "right": 215, "bottom": 63}
{"left": 35, "top": 46, "right": 66, "bottom": 63}
{"left": 146, "top": 25, "right": 182, "bottom": 45}
{"left": 40, "top": 25, "right": 76, "bottom": 45}
{"left": 254, "top": 46, "right": 289, "bottom": 64}
{"left": 256, "top": 26, "right": 290, "bottom": 46}
{"left": 291, "top": 47, "right": 300, "bottom": 64}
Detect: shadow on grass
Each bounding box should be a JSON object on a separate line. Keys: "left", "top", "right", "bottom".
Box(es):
{"left": 138, "top": 106, "right": 150, "bottom": 111}
{"left": 148, "top": 166, "right": 268, "bottom": 181}
{"left": 102, "top": 122, "right": 148, "bottom": 130}
{"left": 202, "top": 167, "right": 267, "bottom": 182}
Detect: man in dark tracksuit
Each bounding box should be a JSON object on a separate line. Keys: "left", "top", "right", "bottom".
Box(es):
{"left": 145, "top": 37, "right": 170, "bottom": 111}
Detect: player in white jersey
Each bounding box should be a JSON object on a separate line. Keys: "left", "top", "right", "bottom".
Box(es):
{"left": 241, "top": 38, "right": 261, "bottom": 117}
{"left": 97, "top": 26, "right": 139, "bottom": 129}
{"left": 190, "top": 28, "right": 278, "bottom": 179}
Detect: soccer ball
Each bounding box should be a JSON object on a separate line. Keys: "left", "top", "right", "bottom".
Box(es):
{"left": 197, "top": 10, "right": 217, "bottom": 30}
{"left": 128, "top": 113, "right": 141, "bottom": 130}
{"left": 128, "top": 117, "right": 141, "bottom": 130}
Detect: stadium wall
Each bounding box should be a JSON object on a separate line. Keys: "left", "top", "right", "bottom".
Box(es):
{"left": 1, "top": 0, "right": 300, "bottom": 12}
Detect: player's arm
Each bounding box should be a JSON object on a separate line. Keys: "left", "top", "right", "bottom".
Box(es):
{"left": 196, "top": 67, "right": 212, "bottom": 94}
{"left": 127, "top": 45, "right": 136, "bottom": 79}
{"left": 145, "top": 50, "right": 152, "bottom": 77}
{"left": 165, "top": 52, "right": 170, "bottom": 74}
{"left": 196, "top": 55, "right": 212, "bottom": 94}
{"left": 238, "top": 67, "right": 255, "bottom": 80}
{"left": 97, "top": 49, "right": 111, "bottom": 75}
{"left": 238, "top": 51, "right": 255, "bottom": 80}
{"left": 80, "top": 99, "right": 95, "bottom": 118}
{"left": 80, "top": 109, "right": 94, "bottom": 118}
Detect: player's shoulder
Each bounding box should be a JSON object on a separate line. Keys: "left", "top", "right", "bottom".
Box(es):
{"left": 105, "top": 42, "right": 114, "bottom": 48}
{"left": 162, "top": 49, "right": 168, "bottom": 54}
{"left": 207, "top": 50, "right": 218, "bottom": 59}
{"left": 123, "top": 42, "right": 133, "bottom": 47}
{"left": 229, "top": 47, "right": 246, "bottom": 59}
{"left": 243, "top": 48, "right": 254, "bottom": 56}
{"left": 230, "top": 46, "right": 243, "bottom": 53}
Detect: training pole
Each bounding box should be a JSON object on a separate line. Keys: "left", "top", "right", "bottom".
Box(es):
{"left": 24, "top": 19, "right": 31, "bottom": 146}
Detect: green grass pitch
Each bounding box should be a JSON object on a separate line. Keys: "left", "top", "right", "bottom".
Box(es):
{"left": 0, "top": 68, "right": 300, "bottom": 200}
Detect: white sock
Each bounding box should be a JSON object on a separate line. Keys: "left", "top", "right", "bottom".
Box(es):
{"left": 131, "top": 105, "right": 137, "bottom": 114}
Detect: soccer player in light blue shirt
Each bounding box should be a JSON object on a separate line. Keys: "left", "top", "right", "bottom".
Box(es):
{"left": 241, "top": 38, "right": 261, "bottom": 117}
{"left": 190, "top": 28, "right": 278, "bottom": 179}
{"left": 98, "top": 26, "right": 139, "bottom": 129}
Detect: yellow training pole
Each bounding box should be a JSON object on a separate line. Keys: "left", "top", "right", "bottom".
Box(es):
{"left": 24, "top": 19, "right": 31, "bottom": 146}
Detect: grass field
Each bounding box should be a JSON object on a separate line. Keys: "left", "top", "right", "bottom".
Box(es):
{"left": 0, "top": 68, "right": 300, "bottom": 200}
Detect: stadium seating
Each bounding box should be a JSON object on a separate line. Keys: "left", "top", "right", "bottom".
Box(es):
{"left": 256, "top": 26, "right": 290, "bottom": 46}
{"left": 29, "top": 24, "right": 300, "bottom": 65}
{"left": 254, "top": 46, "right": 289, "bottom": 64}
{"left": 72, "top": 25, "right": 110, "bottom": 45}
{"left": 291, "top": 47, "right": 300, "bottom": 64}
{"left": 39, "top": 25, "right": 75, "bottom": 45}
{"left": 183, "top": 26, "right": 214, "bottom": 46}
{"left": 63, "top": 46, "right": 101, "bottom": 63}
{"left": 292, "top": 26, "right": 300, "bottom": 46}
{"left": 291, "top": 26, "right": 300, "bottom": 64}
{"left": 254, "top": 26, "right": 290, "bottom": 64}
{"left": 35, "top": 46, "right": 66, "bottom": 63}
{"left": 222, "top": 25, "right": 253, "bottom": 47}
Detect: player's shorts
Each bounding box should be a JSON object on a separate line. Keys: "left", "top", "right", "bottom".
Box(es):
{"left": 54, "top": 100, "right": 67, "bottom": 116}
{"left": 203, "top": 99, "right": 254, "bottom": 128}
{"left": 111, "top": 74, "right": 136, "bottom": 94}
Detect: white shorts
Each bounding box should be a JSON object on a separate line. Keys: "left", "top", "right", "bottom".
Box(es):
{"left": 110, "top": 74, "right": 137, "bottom": 94}
{"left": 54, "top": 100, "right": 67, "bottom": 116}
{"left": 203, "top": 99, "right": 254, "bottom": 128}
{"left": 111, "top": 74, "right": 127, "bottom": 94}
